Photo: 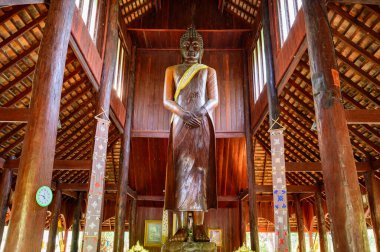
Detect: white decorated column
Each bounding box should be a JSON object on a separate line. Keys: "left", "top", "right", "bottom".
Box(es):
{"left": 83, "top": 116, "right": 110, "bottom": 251}
{"left": 270, "top": 128, "right": 289, "bottom": 251}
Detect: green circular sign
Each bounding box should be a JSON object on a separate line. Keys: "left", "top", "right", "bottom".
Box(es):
{"left": 36, "top": 186, "right": 53, "bottom": 207}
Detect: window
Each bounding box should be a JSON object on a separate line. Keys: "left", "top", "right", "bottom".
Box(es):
{"left": 277, "top": 0, "right": 302, "bottom": 44}
{"left": 252, "top": 28, "right": 267, "bottom": 102}
{"left": 113, "top": 38, "right": 127, "bottom": 99}
{"left": 75, "top": 0, "right": 100, "bottom": 40}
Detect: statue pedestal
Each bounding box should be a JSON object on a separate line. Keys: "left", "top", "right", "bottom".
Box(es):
{"left": 161, "top": 241, "right": 217, "bottom": 252}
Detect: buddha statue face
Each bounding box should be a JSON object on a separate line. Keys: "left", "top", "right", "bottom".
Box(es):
{"left": 180, "top": 26, "right": 204, "bottom": 64}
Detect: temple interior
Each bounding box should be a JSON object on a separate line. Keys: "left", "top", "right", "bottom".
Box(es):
{"left": 0, "top": 0, "right": 379, "bottom": 251}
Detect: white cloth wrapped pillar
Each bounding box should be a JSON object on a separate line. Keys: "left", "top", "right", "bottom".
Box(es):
{"left": 270, "top": 128, "right": 290, "bottom": 252}
{"left": 83, "top": 116, "right": 110, "bottom": 251}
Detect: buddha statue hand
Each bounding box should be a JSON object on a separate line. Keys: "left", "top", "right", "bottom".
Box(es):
{"left": 182, "top": 110, "right": 201, "bottom": 128}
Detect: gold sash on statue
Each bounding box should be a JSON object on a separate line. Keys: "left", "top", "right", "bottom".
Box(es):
{"left": 171, "top": 63, "right": 208, "bottom": 122}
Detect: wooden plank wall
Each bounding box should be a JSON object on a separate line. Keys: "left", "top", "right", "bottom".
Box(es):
{"left": 132, "top": 49, "right": 245, "bottom": 137}
{"left": 135, "top": 206, "right": 241, "bottom": 252}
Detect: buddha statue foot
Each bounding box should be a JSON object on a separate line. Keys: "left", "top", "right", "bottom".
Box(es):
{"left": 170, "top": 228, "right": 189, "bottom": 242}
{"left": 193, "top": 225, "right": 210, "bottom": 242}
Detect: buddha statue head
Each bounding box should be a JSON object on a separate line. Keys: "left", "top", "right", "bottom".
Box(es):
{"left": 180, "top": 25, "right": 204, "bottom": 64}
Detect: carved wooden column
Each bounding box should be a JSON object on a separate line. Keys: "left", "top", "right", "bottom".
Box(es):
{"left": 128, "top": 198, "right": 137, "bottom": 247}
{"left": 70, "top": 192, "right": 83, "bottom": 252}
{"left": 314, "top": 189, "right": 328, "bottom": 252}
{"left": 302, "top": 0, "right": 369, "bottom": 251}
{"left": 82, "top": 0, "right": 118, "bottom": 250}
{"left": 4, "top": 1, "right": 75, "bottom": 251}
{"left": 0, "top": 166, "right": 12, "bottom": 244}
{"left": 243, "top": 51, "right": 259, "bottom": 251}
{"left": 364, "top": 169, "right": 380, "bottom": 251}
{"left": 47, "top": 185, "right": 62, "bottom": 252}
{"left": 295, "top": 195, "right": 306, "bottom": 252}
{"left": 113, "top": 46, "right": 136, "bottom": 252}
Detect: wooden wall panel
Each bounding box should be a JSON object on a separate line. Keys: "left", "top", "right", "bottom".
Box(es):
{"left": 135, "top": 206, "right": 241, "bottom": 252}
{"left": 133, "top": 49, "right": 245, "bottom": 137}
{"left": 135, "top": 207, "right": 164, "bottom": 252}
{"left": 204, "top": 207, "right": 241, "bottom": 252}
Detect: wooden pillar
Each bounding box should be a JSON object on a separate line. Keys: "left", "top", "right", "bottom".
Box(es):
{"left": 4, "top": 1, "right": 75, "bottom": 251}
{"left": 63, "top": 229, "right": 69, "bottom": 252}
{"left": 47, "top": 185, "right": 62, "bottom": 252}
{"left": 262, "top": 0, "right": 289, "bottom": 250}
{"left": 239, "top": 199, "right": 246, "bottom": 245}
{"left": 308, "top": 232, "right": 314, "bottom": 250}
{"left": 113, "top": 46, "right": 136, "bottom": 252}
{"left": 295, "top": 194, "right": 306, "bottom": 252}
{"left": 95, "top": 0, "right": 118, "bottom": 117}
{"left": 262, "top": 0, "right": 280, "bottom": 125}
{"left": 70, "top": 192, "right": 83, "bottom": 252}
{"left": 243, "top": 51, "right": 260, "bottom": 252}
{"left": 364, "top": 169, "right": 380, "bottom": 251}
{"left": 82, "top": 0, "right": 118, "bottom": 250}
{"left": 128, "top": 198, "right": 137, "bottom": 247}
{"left": 0, "top": 167, "right": 12, "bottom": 244}
{"left": 302, "top": 0, "right": 369, "bottom": 251}
{"left": 168, "top": 211, "right": 173, "bottom": 238}
{"left": 314, "top": 189, "right": 328, "bottom": 252}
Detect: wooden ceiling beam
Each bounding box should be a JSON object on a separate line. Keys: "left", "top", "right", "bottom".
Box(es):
{"left": 0, "top": 6, "right": 25, "bottom": 23}
{"left": 336, "top": 51, "right": 380, "bottom": 87}
{"left": 328, "top": 4, "right": 380, "bottom": 42}
{"left": 123, "top": 1, "right": 152, "bottom": 18}
{"left": 255, "top": 185, "right": 318, "bottom": 193}
{"left": 225, "top": 2, "right": 255, "bottom": 24}
{"left": 59, "top": 183, "right": 137, "bottom": 199}
{"left": 296, "top": 61, "right": 377, "bottom": 109}
{"left": 0, "top": 66, "right": 35, "bottom": 95}
{"left": 285, "top": 161, "right": 375, "bottom": 172}
{"left": 346, "top": 109, "right": 380, "bottom": 124}
{"left": 1, "top": 54, "right": 77, "bottom": 107}
{"left": 120, "top": 0, "right": 149, "bottom": 14}
{"left": 332, "top": 29, "right": 380, "bottom": 70}
{"left": 339, "top": 74, "right": 379, "bottom": 106}
{"left": 4, "top": 159, "right": 91, "bottom": 170}
{"left": 0, "top": 42, "right": 40, "bottom": 76}
{"left": 59, "top": 88, "right": 92, "bottom": 112}
{"left": 58, "top": 99, "right": 93, "bottom": 126}
{"left": 326, "top": 0, "right": 380, "bottom": 4}
{"left": 55, "top": 127, "right": 94, "bottom": 159}
{"left": 0, "top": 134, "right": 24, "bottom": 156}
{"left": 348, "top": 125, "right": 380, "bottom": 154}
{"left": 0, "top": 0, "right": 48, "bottom": 6}
{"left": 0, "top": 108, "right": 29, "bottom": 123}
{"left": 293, "top": 61, "right": 378, "bottom": 154}
{"left": 125, "top": 28, "right": 252, "bottom": 32}
{"left": 0, "top": 124, "right": 25, "bottom": 147}
{"left": 240, "top": 0, "right": 259, "bottom": 12}
{"left": 0, "top": 13, "right": 47, "bottom": 49}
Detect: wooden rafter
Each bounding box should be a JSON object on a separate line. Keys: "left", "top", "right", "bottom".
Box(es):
{"left": 326, "top": 0, "right": 380, "bottom": 4}
{"left": 329, "top": 4, "right": 380, "bottom": 42}
{"left": 346, "top": 110, "right": 380, "bottom": 124}
{"left": 0, "top": 0, "right": 48, "bottom": 6}
{"left": 0, "top": 108, "right": 29, "bottom": 123}
{"left": 225, "top": 1, "right": 255, "bottom": 24}
{"left": 3, "top": 159, "right": 91, "bottom": 170}
{"left": 123, "top": 1, "right": 152, "bottom": 18}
